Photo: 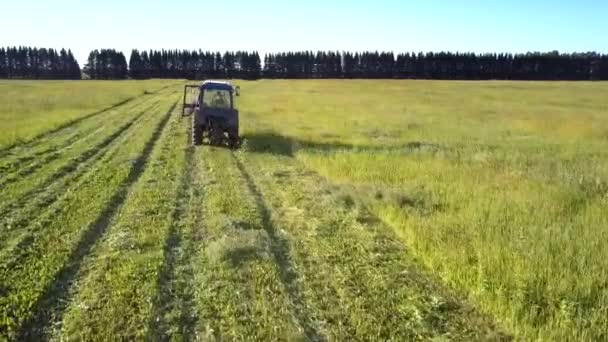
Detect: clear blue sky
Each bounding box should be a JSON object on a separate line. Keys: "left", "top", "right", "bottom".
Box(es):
{"left": 2, "top": 0, "right": 606, "bottom": 65}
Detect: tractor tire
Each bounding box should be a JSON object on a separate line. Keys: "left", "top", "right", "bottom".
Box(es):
{"left": 209, "top": 123, "right": 223, "bottom": 146}
{"left": 228, "top": 130, "right": 239, "bottom": 149}
{"left": 192, "top": 123, "right": 203, "bottom": 146}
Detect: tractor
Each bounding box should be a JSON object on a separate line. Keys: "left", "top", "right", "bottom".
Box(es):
{"left": 183, "top": 81, "right": 240, "bottom": 147}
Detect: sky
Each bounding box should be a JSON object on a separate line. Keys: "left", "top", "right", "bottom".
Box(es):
{"left": 2, "top": 0, "right": 607, "bottom": 65}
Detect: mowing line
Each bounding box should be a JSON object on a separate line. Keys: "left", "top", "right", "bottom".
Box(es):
{"left": 0, "top": 84, "right": 175, "bottom": 157}
{"left": 0, "top": 89, "right": 166, "bottom": 177}
{"left": 0, "top": 100, "right": 165, "bottom": 274}
{"left": 0, "top": 102, "right": 161, "bottom": 250}
{"left": 48, "top": 100, "right": 188, "bottom": 339}
{"left": 0, "top": 97, "right": 135, "bottom": 158}
{"left": 0, "top": 100, "right": 160, "bottom": 201}
{"left": 231, "top": 153, "right": 325, "bottom": 341}
{"left": 15, "top": 102, "right": 177, "bottom": 340}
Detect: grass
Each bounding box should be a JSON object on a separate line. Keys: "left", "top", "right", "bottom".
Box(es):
{"left": 1, "top": 79, "right": 607, "bottom": 340}
{"left": 236, "top": 79, "right": 608, "bottom": 340}
{"left": 0, "top": 79, "right": 177, "bottom": 148}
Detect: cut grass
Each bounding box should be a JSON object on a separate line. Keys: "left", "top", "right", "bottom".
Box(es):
{"left": 1, "top": 79, "right": 607, "bottom": 340}
{"left": 0, "top": 79, "right": 176, "bottom": 148}
{"left": 187, "top": 147, "right": 304, "bottom": 340}
{"left": 57, "top": 101, "right": 181, "bottom": 340}
{"left": 0, "top": 97, "right": 174, "bottom": 339}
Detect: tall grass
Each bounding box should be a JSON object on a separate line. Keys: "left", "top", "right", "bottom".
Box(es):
{"left": 238, "top": 79, "right": 608, "bottom": 340}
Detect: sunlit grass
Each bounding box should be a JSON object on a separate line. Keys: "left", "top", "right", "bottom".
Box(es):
{"left": 0, "top": 80, "right": 176, "bottom": 148}
{"left": 237, "top": 79, "right": 608, "bottom": 340}
{"left": 1, "top": 79, "right": 606, "bottom": 340}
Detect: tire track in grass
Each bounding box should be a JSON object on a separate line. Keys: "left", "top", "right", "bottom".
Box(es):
{"left": 0, "top": 83, "right": 176, "bottom": 158}
{"left": 14, "top": 102, "right": 176, "bottom": 340}
{"left": 0, "top": 89, "right": 165, "bottom": 180}
{"left": 186, "top": 148, "right": 304, "bottom": 340}
{"left": 0, "top": 101, "right": 162, "bottom": 262}
{"left": 231, "top": 153, "right": 324, "bottom": 341}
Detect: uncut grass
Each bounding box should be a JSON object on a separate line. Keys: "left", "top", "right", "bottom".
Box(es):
{"left": 187, "top": 147, "right": 302, "bottom": 340}
{"left": 57, "top": 101, "right": 183, "bottom": 340}
{"left": 0, "top": 98, "right": 174, "bottom": 339}
{"left": 237, "top": 79, "right": 608, "bottom": 340}
{"left": 0, "top": 79, "right": 176, "bottom": 148}
{"left": 235, "top": 148, "right": 505, "bottom": 340}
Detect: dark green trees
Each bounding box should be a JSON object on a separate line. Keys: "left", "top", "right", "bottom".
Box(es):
{"left": 2, "top": 47, "right": 606, "bottom": 80}
{"left": 126, "top": 49, "right": 261, "bottom": 80}
{"left": 0, "top": 46, "right": 80, "bottom": 79}
{"left": 83, "top": 49, "right": 128, "bottom": 79}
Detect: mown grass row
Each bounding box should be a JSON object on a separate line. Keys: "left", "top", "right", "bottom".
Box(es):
{"left": 0, "top": 80, "right": 177, "bottom": 148}
{"left": 233, "top": 148, "right": 507, "bottom": 340}
{"left": 0, "top": 90, "right": 166, "bottom": 210}
{"left": 0, "top": 95, "right": 168, "bottom": 261}
{"left": 0, "top": 90, "right": 161, "bottom": 179}
{"left": 52, "top": 100, "right": 182, "bottom": 340}
{"left": 186, "top": 147, "right": 304, "bottom": 340}
{"left": 0, "top": 96, "right": 176, "bottom": 339}
{"left": 0, "top": 104, "right": 162, "bottom": 231}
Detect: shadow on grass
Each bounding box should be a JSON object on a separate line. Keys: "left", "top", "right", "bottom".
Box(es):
{"left": 147, "top": 143, "right": 197, "bottom": 341}
{"left": 241, "top": 130, "right": 445, "bottom": 157}
{"left": 16, "top": 102, "right": 177, "bottom": 340}
{"left": 232, "top": 155, "right": 325, "bottom": 341}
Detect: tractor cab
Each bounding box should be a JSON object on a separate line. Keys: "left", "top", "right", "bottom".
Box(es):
{"left": 183, "top": 81, "right": 240, "bottom": 147}
{"left": 183, "top": 81, "right": 238, "bottom": 113}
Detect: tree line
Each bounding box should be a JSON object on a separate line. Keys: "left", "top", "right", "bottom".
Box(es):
{"left": 128, "top": 50, "right": 262, "bottom": 80}
{"left": 2, "top": 47, "right": 608, "bottom": 80}
{"left": 83, "top": 49, "right": 128, "bottom": 79}
{"left": 79, "top": 49, "right": 608, "bottom": 80}
{"left": 0, "top": 46, "right": 81, "bottom": 79}
{"left": 264, "top": 51, "right": 608, "bottom": 80}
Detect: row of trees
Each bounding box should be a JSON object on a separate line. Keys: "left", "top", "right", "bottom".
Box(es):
{"left": 264, "top": 51, "right": 608, "bottom": 80}
{"left": 128, "top": 50, "right": 262, "bottom": 80}
{"left": 0, "top": 46, "right": 81, "bottom": 79}
{"left": 125, "top": 50, "right": 608, "bottom": 80}
{"left": 2, "top": 47, "right": 608, "bottom": 80}
{"left": 83, "top": 49, "right": 128, "bottom": 79}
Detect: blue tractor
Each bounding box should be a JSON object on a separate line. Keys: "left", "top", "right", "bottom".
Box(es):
{"left": 183, "top": 81, "right": 240, "bottom": 147}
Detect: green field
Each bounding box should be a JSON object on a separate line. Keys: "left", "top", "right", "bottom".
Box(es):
{"left": 1, "top": 79, "right": 607, "bottom": 340}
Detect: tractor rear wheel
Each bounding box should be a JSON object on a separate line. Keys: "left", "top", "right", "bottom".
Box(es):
{"left": 192, "top": 122, "right": 202, "bottom": 146}
{"left": 209, "top": 122, "right": 223, "bottom": 146}
{"left": 228, "top": 130, "right": 239, "bottom": 149}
